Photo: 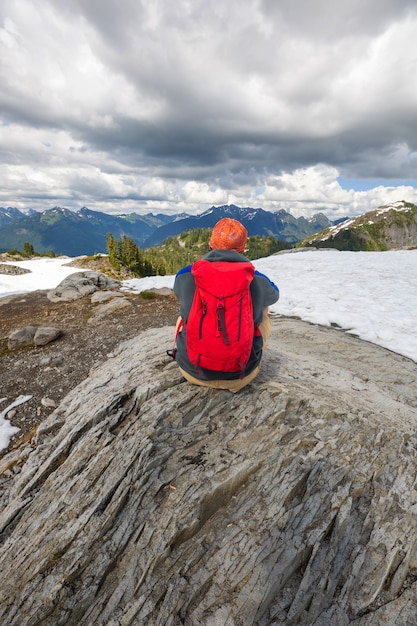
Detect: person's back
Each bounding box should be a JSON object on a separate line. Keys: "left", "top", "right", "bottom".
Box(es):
{"left": 172, "top": 218, "right": 279, "bottom": 392}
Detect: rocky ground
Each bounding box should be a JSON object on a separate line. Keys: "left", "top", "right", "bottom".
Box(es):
{"left": 0, "top": 264, "right": 179, "bottom": 456}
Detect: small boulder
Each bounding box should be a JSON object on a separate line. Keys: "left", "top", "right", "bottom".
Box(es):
{"left": 88, "top": 298, "right": 132, "bottom": 322}
{"left": 40, "top": 397, "right": 57, "bottom": 408}
{"left": 91, "top": 291, "right": 124, "bottom": 304}
{"left": 144, "top": 287, "right": 174, "bottom": 297}
{"left": 8, "top": 326, "right": 37, "bottom": 349}
{"left": 34, "top": 327, "right": 61, "bottom": 346}
{"left": 39, "top": 355, "right": 65, "bottom": 367}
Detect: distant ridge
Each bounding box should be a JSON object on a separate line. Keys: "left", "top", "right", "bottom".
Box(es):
{"left": 0, "top": 207, "right": 29, "bottom": 228}
{"left": 142, "top": 204, "right": 332, "bottom": 247}
{"left": 0, "top": 207, "right": 175, "bottom": 256}
{"left": 0, "top": 204, "right": 333, "bottom": 256}
{"left": 299, "top": 200, "right": 417, "bottom": 251}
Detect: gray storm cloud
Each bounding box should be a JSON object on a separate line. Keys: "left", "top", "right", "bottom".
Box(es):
{"left": 1, "top": 0, "right": 417, "bottom": 217}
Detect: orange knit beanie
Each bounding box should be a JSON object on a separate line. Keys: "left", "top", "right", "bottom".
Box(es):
{"left": 209, "top": 218, "right": 248, "bottom": 253}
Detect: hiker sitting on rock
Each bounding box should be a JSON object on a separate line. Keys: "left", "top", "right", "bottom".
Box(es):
{"left": 171, "top": 218, "right": 279, "bottom": 392}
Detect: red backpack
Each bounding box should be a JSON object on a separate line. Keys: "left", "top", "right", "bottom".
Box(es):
{"left": 185, "top": 259, "right": 256, "bottom": 373}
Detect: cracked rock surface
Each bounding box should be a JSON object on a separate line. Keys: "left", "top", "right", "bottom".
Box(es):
{"left": 0, "top": 286, "right": 179, "bottom": 447}
{"left": 0, "top": 319, "right": 417, "bottom": 625}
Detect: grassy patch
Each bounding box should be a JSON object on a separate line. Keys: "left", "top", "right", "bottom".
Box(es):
{"left": 139, "top": 290, "right": 157, "bottom": 300}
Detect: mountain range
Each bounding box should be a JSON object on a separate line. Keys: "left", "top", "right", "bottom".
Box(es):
{"left": 300, "top": 200, "right": 417, "bottom": 251}
{"left": 0, "top": 204, "right": 335, "bottom": 256}
{"left": 0, "top": 207, "right": 174, "bottom": 257}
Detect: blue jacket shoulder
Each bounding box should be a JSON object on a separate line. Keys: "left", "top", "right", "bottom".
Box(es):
{"left": 175, "top": 264, "right": 193, "bottom": 277}
{"left": 254, "top": 269, "right": 279, "bottom": 292}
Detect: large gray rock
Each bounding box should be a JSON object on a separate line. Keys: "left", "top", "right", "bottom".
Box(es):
{"left": 47, "top": 271, "right": 121, "bottom": 302}
{"left": 0, "top": 319, "right": 417, "bottom": 625}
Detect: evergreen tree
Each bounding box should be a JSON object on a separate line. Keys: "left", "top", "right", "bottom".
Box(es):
{"left": 106, "top": 233, "right": 120, "bottom": 270}
{"left": 23, "top": 242, "right": 34, "bottom": 256}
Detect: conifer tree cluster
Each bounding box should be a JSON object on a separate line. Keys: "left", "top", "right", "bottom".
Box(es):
{"left": 106, "top": 234, "right": 165, "bottom": 276}
{"left": 5, "top": 242, "right": 56, "bottom": 258}
{"left": 106, "top": 229, "right": 289, "bottom": 277}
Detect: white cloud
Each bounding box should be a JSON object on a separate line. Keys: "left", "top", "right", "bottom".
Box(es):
{"left": 181, "top": 181, "right": 226, "bottom": 206}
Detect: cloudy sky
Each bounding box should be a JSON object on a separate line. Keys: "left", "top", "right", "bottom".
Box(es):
{"left": 1, "top": 0, "right": 417, "bottom": 219}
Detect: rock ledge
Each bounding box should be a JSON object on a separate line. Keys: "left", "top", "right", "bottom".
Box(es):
{"left": 0, "top": 319, "right": 417, "bottom": 625}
